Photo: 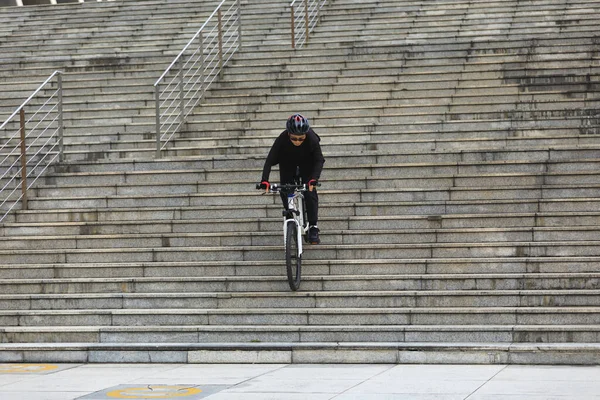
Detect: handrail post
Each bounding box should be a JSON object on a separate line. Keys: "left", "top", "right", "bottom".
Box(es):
{"left": 218, "top": 7, "right": 224, "bottom": 78}
{"left": 199, "top": 30, "right": 206, "bottom": 97}
{"left": 291, "top": 5, "right": 296, "bottom": 49}
{"left": 236, "top": 0, "right": 242, "bottom": 47}
{"left": 179, "top": 57, "right": 185, "bottom": 125}
{"left": 155, "top": 84, "right": 161, "bottom": 158}
{"left": 57, "top": 72, "right": 64, "bottom": 163}
{"left": 304, "top": 0, "right": 310, "bottom": 44}
{"left": 19, "top": 108, "right": 28, "bottom": 211}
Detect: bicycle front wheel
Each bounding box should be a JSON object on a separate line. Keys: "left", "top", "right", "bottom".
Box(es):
{"left": 285, "top": 222, "right": 302, "bottom": 291}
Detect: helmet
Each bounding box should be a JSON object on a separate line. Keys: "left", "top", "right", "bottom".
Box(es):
{"left": 286, "top": 113, "right": 310, "bottom": 134}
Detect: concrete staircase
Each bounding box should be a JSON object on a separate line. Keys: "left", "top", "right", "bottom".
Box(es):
{"left": 1, "top": 0, "right": 600, "bottom": 364}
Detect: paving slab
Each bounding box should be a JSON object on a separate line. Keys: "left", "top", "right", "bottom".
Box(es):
{"left": 0, "top": 363, "right": 598, "bottom": 400}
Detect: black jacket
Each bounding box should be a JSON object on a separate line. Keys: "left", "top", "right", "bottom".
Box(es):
{"left": 261, "top": 128, "right": 325, "bottom": 182}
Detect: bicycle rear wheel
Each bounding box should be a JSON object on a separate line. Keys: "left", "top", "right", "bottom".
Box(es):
{"left": 285, "top": 222, "right": 302, "bottom": 291}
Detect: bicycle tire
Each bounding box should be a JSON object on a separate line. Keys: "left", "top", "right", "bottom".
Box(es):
{"left": 285, "top": 222, "right": 302, "bottom": 291}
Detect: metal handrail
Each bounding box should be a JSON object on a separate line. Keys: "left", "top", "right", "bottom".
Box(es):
{"left": 290, "top": 0, "right": 327, "bottom": 49}
{"left": 0, "top": 70, "right": 64, "bottom": 223}
{"left": 154, "top": 0, "right": 242, "bottom": 158}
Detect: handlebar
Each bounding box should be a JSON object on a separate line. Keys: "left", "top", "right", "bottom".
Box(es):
{"left": 256, "top": 182, "right": 321, "bottom": 192}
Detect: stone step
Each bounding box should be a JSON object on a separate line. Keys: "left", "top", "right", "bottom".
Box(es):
{"left": 208, "top": 71, "right": 590, "bottom": 92}
{"left": 215, "top": 60, "right": 599, "bottom": 87}
{"left": 2, "top": 35, "right": 194, "bottom": 56}
{"left": 0, "top": 77, "right": 595, "bottom": 122}
{"left": 31, "top": 155, "right": 600, "bottom": 184}
{"left": 52, "top": 139, "right": 600, "bottom": 164}
{"left": 200, "top": 87, "right": 596, "bottom": 110}
{"left": 34, "top": 138, "right": 600, "bottom": 173}
{"left": 185, "top": 100, "right": 600, "bottom": 124}
{"left": 4, "top": 209, "right": 600, "bottom": 236}
{"left": 153, "top": 134, "right": 600, "bottom": 158}
{"left": 0, "top": 50, "right": 179, "bottom": 71}
{"left": 1, "top": 290, "right": 599, "bottom": 311}
{"left": 5, "top": 82, "right": 592, "bottom": 121}
{"left": 3, "top": 5, "right": 585, "bottom": 54}
{"left": 178, "top": 119, "right": 600, "bottom": 144}
{"left": 219, "top": 61, "right": 596, "bottom": 85}
{"left": 6, "top": 120, "right": 597, "bottom": 163}
{"left": 13, "top": 128, "right": 593, "bottom": 159}
{"left": 18, "top": 172, "right": 600, "bottom": 204}
{"left": 3, "top": 38, "right": 595, "bottom": 84}
{"left": 5, "top": 90, "right": 597, "bottom": 156}
{"left": 1, "top": 256, "right": 599, "bottom": 280}
{"left": 8, "top": 10, "right": 220, "bottom": 27}
{"left": 184, "top": 112, "right": 596, "bottom": 134}
{"left": 1, "top": 256, "right": 600, "bottom": 283}
{"left": 239, "top": 31, "right": 600, "bottom": 53}
{"left": 1, "top": 306, "right": 599, "bottom": 327}
{"left": 8, "top": 195, "right": 600, "bottom": 225}
{"left": 2, "top": 325, "right": 599, "bottom": 346}
{"left": 320, "top": 17, "right": 600, "bottom": 32}
{"left": 3, "top": 4, "right": 220, "bottom": 22}
{"left": 228, "top": 33, "right": 600, "bottom": 62}
{"left": 18, "top": 172, "right": 600, "bottom": 205}
{"left": 17, "top": 184, "right": 600, "bottom": 212}
{"left": 229, "top": 44, "right": 600, "bottom": 71}
{"left": 0, "top": 241, "right": 599, "bottom": 264}
{"left": 319, "top": 9, "right": 600, "bottom": 23}
{"left": 3, "top": 211, "right": 600, "bottom": 238}
{"left": 10, "top": 142, "right": 600, "bottom": 179}
{"left": 190, "top": 90, "right": 599, "bottom": 115}
{"left": 3, "top": 226, "right": 600, "bottom": 250}
{"left": 0, "top": 59, "right": 166, "bottom": 79}
{"left": 8, "top": 195, "right": 600, "bottom": 224}
{"left": 27, "top": 137, "right": 598, "bottom": 172}
{"left": 323, "top": 0, "right": 595, "bottom": 11}
{"left": 6, "top": 76, "right": 596, "bottom": 115}
{"left": 0, "top": 341, "right": 598, "bottom": 364}
{"left": 309, "top": 23, "right": 600, "bottom": 43}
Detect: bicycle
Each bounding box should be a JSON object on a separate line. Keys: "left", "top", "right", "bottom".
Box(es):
{"left": 256, "top": 180, "right": 320, "bottom": 291}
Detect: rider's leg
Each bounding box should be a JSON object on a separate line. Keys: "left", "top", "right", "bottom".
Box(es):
{"left": 304, "top": 190, "right": 318, "bottom": 226}
{"left": 305, "top": 189, "right": 320, "bottom": 243}
{"left": 299, "top": 167, "right": 320, "bottom": 244}
{"left": 299, "top": 167, "right": 319, "bottom": 226}
{"left": 279, "top": 167, "right": 295, "bottom": 214}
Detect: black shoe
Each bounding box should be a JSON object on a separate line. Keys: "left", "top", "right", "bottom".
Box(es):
{"left": 308, "top": 226, "right": 320, "bottom": 244}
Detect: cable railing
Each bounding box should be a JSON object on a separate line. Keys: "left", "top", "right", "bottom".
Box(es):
{"left": 0, "top": 71, "right": 63, "bottom": 223}
{"left": 154, "top": 0, "right": 242, "bottom": 158}
{"left": 290, "top": 0, "right": 327, "bottom": 49}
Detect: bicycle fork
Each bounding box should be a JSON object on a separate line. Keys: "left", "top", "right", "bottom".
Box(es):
{"left": 284, "top": 193, "right": 304, "bottom": 256}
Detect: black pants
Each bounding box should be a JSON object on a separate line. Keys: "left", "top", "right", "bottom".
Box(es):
{"left": 279, "top": 165, "right": 318, "bottom": 226}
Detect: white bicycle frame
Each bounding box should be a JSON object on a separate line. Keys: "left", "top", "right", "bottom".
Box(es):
{"left": 283, "top": 189, "right": 308, "bottom": 257}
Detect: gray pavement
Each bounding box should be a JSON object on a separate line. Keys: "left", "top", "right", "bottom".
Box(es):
{"left": 0, "top": 363, "right": 599, "bottom": 400}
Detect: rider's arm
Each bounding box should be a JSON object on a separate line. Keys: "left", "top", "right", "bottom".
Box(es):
{"left": 261, "top": 134, "right": 284, "bottom": 182}
{"left": 309, "top": 130, "right": 325, "bottom": 182}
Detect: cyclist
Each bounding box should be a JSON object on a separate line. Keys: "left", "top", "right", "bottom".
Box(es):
{"left": 260, "top": 113, "right": 325, "bottom": 244}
